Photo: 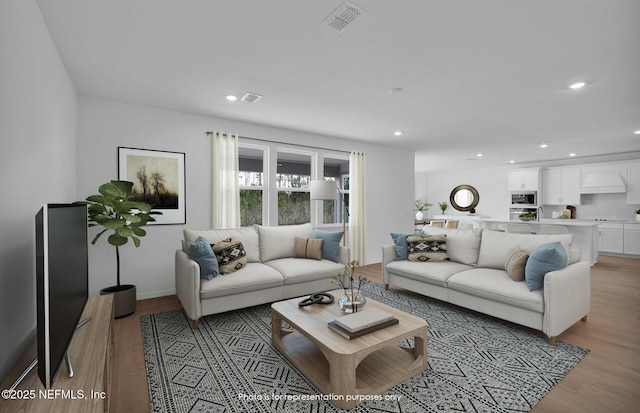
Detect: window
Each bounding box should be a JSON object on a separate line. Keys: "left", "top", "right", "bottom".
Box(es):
{"left": 237, "top": 139, "right": 348, "bottom": 228}
{"left": 322, "top": 157, "right": 349, "bottom": 225}
{"left": 277, "top": 151, "right": 312, "bottom": 225}
{"left": 239, "top": 146, "right": 265, "bottom": 226}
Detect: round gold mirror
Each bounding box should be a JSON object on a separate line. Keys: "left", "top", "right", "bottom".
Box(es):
{"left": 450, "top": 184, "right": 479, "bottom": 212}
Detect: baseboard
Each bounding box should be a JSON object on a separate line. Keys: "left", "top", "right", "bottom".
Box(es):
{"left": 136, "top": 288, "right": 176, "bottom": 300}
{"left": 598, "top": 252, "right": 640, "bottom": 259}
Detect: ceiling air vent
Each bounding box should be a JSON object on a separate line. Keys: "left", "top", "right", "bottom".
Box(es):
{"left": 240, "top": 92, "right": 262, "bottom": 103}
{"left": 321, "top": 1, "right": 364, "bottom": 33}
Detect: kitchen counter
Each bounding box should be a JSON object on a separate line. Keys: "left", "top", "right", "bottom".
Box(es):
{"left": 478, "top": 218, "right": 601, "bottom": 227}
{"left": 477, "top": 218, "right": 599, "bottom": 265}
{"left": 571, "top": 219, "right": 640, "bottom": 224}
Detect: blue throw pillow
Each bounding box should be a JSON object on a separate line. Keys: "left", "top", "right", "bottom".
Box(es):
{"left": 390, "top": 232, "right": 424, "bottom": 260}
{"left": 187, "top": 236, "right": 220, "bottom": 280}
{"left": 311, "top": 229, "right": 343, "bottom": 262}
{"left": 524, "top": 241, "right": 567, "bottom": 291}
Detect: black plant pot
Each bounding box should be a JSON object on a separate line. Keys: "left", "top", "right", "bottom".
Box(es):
{"left": 100, "top": 284, "right": 136, "bottom": 318}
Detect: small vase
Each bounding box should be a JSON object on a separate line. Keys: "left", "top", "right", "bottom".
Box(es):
{"left": 339, "top": 292, "right": 366, "bottom": 313}
{"left": 415, "top": 211, "right": 424, "bottom": 221}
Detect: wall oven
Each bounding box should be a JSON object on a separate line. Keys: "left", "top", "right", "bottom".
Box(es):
{"left": 510, "top": 191, "right": 537, "bottom": 206}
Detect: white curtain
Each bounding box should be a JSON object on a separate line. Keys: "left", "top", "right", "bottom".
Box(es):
{"left": 349, "top": 151, "right": 366, "bottom": 263}
{"left": 211, "top": 132, "right": 240, "bottom": 229}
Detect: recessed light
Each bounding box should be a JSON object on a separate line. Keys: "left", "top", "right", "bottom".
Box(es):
{"left": 540, "top": 143, "right": 548, "bottom": 148}
{"left": 476, "top": 153, "right": 483, "bottom": 157}
{"left": 225, "top": 95, "right": 238, "bottom": 101}
{"left": 634, "top": 130, "right": 640, "bottom": 135}
{"left": 569, "top": 82, "right": 586, "bottom": 89}
{"left": 509, "top": 160, "right": 515, "bottom": 164}
{"left": 569, "top": 153, "right": 577, "bottom": 157}
{"left": 394, "top": 131, "right": 403, "bottom": 136}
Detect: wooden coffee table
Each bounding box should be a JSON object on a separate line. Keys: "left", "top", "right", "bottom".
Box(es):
{"left": 271, "top": 290, "right": 427, "bottom": 409}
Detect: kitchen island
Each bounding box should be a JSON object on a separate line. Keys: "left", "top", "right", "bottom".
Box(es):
{"left": 477, "top": 218, "right": 600, "bottom": 265}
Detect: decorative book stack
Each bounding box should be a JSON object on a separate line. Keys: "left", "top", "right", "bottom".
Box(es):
{"left": 328, "top": 307, "right": 399, "bottom": 340}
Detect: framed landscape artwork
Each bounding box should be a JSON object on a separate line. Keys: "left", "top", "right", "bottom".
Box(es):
{"left": 118, "top": 147, "right": 186, "bottom": 225}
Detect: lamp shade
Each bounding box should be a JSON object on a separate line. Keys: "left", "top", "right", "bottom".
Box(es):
{"left": 310, "top": 180, "right": 336, "bottom": 200}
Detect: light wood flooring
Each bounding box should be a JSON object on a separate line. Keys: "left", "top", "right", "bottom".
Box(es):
{"left": 112, "top": 255, "right": 640, "bottom": 412}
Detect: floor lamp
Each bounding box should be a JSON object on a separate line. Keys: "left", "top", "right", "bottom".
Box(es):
{"left": 310, "top": 180, "right": 348, "bottom": 246}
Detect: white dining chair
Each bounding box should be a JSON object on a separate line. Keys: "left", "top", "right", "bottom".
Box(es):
{"left": 444, "top": 220, "right": 459, "bottom": 228}
{"left": 540, "top": 225, "right": 568, "bottom": 234}
{"left": 429, "top": 220, "right": 445, "bottom": 227}
{"left": 507, "top": 223, "right": 533, "bottom": 234}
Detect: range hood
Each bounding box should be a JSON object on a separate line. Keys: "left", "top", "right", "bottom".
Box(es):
{"left": 580, "top": 168, "right": 627, "bottom": 194}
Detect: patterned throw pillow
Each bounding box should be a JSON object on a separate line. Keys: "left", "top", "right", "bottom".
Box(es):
{"left": 407, "top": 235, "right": 449, "bottom": 262}
{"left": 212, "top": 237, "right": 247, "bottom": 274}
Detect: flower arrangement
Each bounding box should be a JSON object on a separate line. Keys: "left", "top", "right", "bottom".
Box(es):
{"left": 331, "top": 260, "right": 369, "bottom": 312}
{"left": 415, "top": 199, "right": 432, "bottom": 212}
{"left": 438, "top": 201, "right": 448, "bottom": 214}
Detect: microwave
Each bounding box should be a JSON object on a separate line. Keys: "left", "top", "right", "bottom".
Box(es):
{"left": 511, "top": 191, "right": 537, "bottom": 206}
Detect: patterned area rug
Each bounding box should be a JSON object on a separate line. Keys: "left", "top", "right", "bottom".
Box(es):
{"left": 141, "top": 283, "right": 588, "bottom": 412}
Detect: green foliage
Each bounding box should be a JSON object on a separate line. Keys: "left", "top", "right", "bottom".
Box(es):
{"left": 438, "top": 201, "right": 448, "bottom": 213}
{"left": 77, "top": 180, "right": 162, "bottom": 286}
{"left": 81, "top": 180, "right": 160, "bottom": 247}
{"left": 240, "top": 189, "right": 263, "bottom": 226}
{"left": 415, "top": 199, "right": 432, "bottom": 212}
{"left": 277, "top": 191, "right": 310, "bottom": 225}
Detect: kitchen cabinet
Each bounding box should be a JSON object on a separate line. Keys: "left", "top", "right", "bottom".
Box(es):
{"left": 542, "top": 167, "right": 581, "bottom": 205}
{"left": 580, "top": 163, "right": 627, "bottom": 194}
{"left": 623, "top": 223, "right": 640, "bottom": 255}
{"left": 599, "top": 223, "right": 624, "bottom": 254}
{"left": 627, "top": 162, "right": 640, "bottom": 204}
{"left": 508, "top": 168, "right": 540, "bottom": 191}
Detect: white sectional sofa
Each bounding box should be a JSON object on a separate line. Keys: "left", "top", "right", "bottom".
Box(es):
{"left": 176, "top": 223, "right": 349, "bottom": 328}
{"left": 382, "top": 228, "right": 590, "bottom": 345}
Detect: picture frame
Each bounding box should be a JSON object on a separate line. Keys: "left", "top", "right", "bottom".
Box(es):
{"left": 118, "top": 147, "right": 186, "bottom": 225}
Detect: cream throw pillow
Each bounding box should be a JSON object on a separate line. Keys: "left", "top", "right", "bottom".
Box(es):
{"left": 505, "top": 249, "right": 529, "bottom": 282}
{"left": 293, "top": 237, "right": 323, "bottom": 260}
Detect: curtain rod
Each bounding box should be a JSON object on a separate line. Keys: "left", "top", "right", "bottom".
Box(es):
{"left": 205, "top": 131, "right": 351, "bottom": 155}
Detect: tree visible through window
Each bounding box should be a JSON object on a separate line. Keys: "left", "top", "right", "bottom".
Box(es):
{"left": 239, "top": 147, "right": 264, "bottom": 226}
{"left": 276, "top": 151, "right": 311, "bottom": 225}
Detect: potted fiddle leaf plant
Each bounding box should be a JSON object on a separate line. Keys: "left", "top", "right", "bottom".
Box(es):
{"left": 78, "top": 180, "right": 162, "bottom": 318}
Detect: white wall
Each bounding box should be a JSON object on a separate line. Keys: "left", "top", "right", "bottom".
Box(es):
{"left": 77, "top": 97, "right": 415, "bottom": 299}
{"left": 418, "top": 165, "right": 510, "bottom": 219}
{"left": 0, "top": 0, "right": 78, "bottom": 381}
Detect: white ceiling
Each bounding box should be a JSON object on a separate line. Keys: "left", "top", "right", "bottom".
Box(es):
{"left": 35, "top": 0, "right": 640, "bottom": 172}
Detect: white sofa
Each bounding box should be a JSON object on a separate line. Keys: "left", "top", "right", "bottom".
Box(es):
{"left": 175, "top": 223, "right": 349, "bottom": 328}
{"left": 382, "top": 228, "right": 590, "bottom": 345}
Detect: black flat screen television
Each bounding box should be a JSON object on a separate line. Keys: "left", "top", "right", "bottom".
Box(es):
{"left": 35, "top": 203, "right": 88, "bottom": 389}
